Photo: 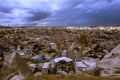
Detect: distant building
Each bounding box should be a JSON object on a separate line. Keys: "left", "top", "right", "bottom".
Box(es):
{"left": 75, "top": 59, "right": 96, "bottom": 73}
{"left": 75, "top": 61, "right": 87, "bottom": 72}
{"left": 49, "top": 43, "right": 57, "bottom": 50}
{"left": 61, "top": 50, "right": 67, "bottom": 57}
{"left": 42, "top": 62, "right": 50, "bottom": 74}
{"left": 54, "top": 57, "right": 75, "bottom": 73}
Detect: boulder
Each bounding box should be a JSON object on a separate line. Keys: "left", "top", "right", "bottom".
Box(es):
{"left": 34, "top": 72, "right": 42, "bottom": 77}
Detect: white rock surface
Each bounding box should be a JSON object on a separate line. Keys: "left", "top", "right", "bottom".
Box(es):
{"left": 34, "top": 72, "right": 42, "bottom": 77}
{"left": 103, "top": 44, "right": 120, "bottom": 59}
{"left": 98, "top": 44, "right": 120, "bottom": 77}
{"left": 10, "top": 75, "right": 24, "bottom": 80}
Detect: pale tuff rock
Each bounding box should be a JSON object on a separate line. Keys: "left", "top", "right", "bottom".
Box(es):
{"left": 10, "top": 75, "right": 24, "bottom": 80}
{"left": 103, "top": 44, "right": 120, "bottom": 59}
{"left": 98, "top": 45, "right": 120, "bottom": 77}
{"left": 98, "top": 58, "right": 120, "bottom": 77}
{"left": 0, "top": 52, "right": 32, "bottom": 80}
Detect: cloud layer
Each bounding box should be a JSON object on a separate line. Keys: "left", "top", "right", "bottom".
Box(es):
{"left": 0, "top": 0, "right": 120, "bottom": 26}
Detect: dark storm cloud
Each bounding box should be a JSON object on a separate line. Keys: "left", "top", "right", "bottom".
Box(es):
{"left": 39, "top": 0, "right": 120, "bottom": 26}
{"left": 28, "top": 11, "right": 51, "bottom": 21}
{"left": 85, "top": 5, "right": 120, "bottom": 26}
{"left": 0, "top": 7, "right": 11, "bottom": 13}
{"left": 0, "top": 0, "right": 120, "bottom": 26}
{"left": 0, "top": 1, "right": 10, "bottom": 13}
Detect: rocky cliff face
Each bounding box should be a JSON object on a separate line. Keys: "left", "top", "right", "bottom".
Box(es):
{"left": 98, "top": 45, "right": 120, "bottom": 77}
{"left": 0, "top": 51, "right": 32, "bottom": 80}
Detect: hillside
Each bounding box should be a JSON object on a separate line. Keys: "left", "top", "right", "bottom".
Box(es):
{"left": 25, "top": 75, "right": 120, "bottom": 80}
{"left": 0, "top": 26, "right": 120, "bottom": 80}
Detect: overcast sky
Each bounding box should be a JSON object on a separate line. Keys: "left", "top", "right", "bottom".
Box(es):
{"left": 0, "top": 0, "right": 120, "bottom": 26}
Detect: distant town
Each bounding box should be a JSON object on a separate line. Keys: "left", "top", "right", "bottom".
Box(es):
{"left": 0, "top": 26, "right": 120, "bottom": 80}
